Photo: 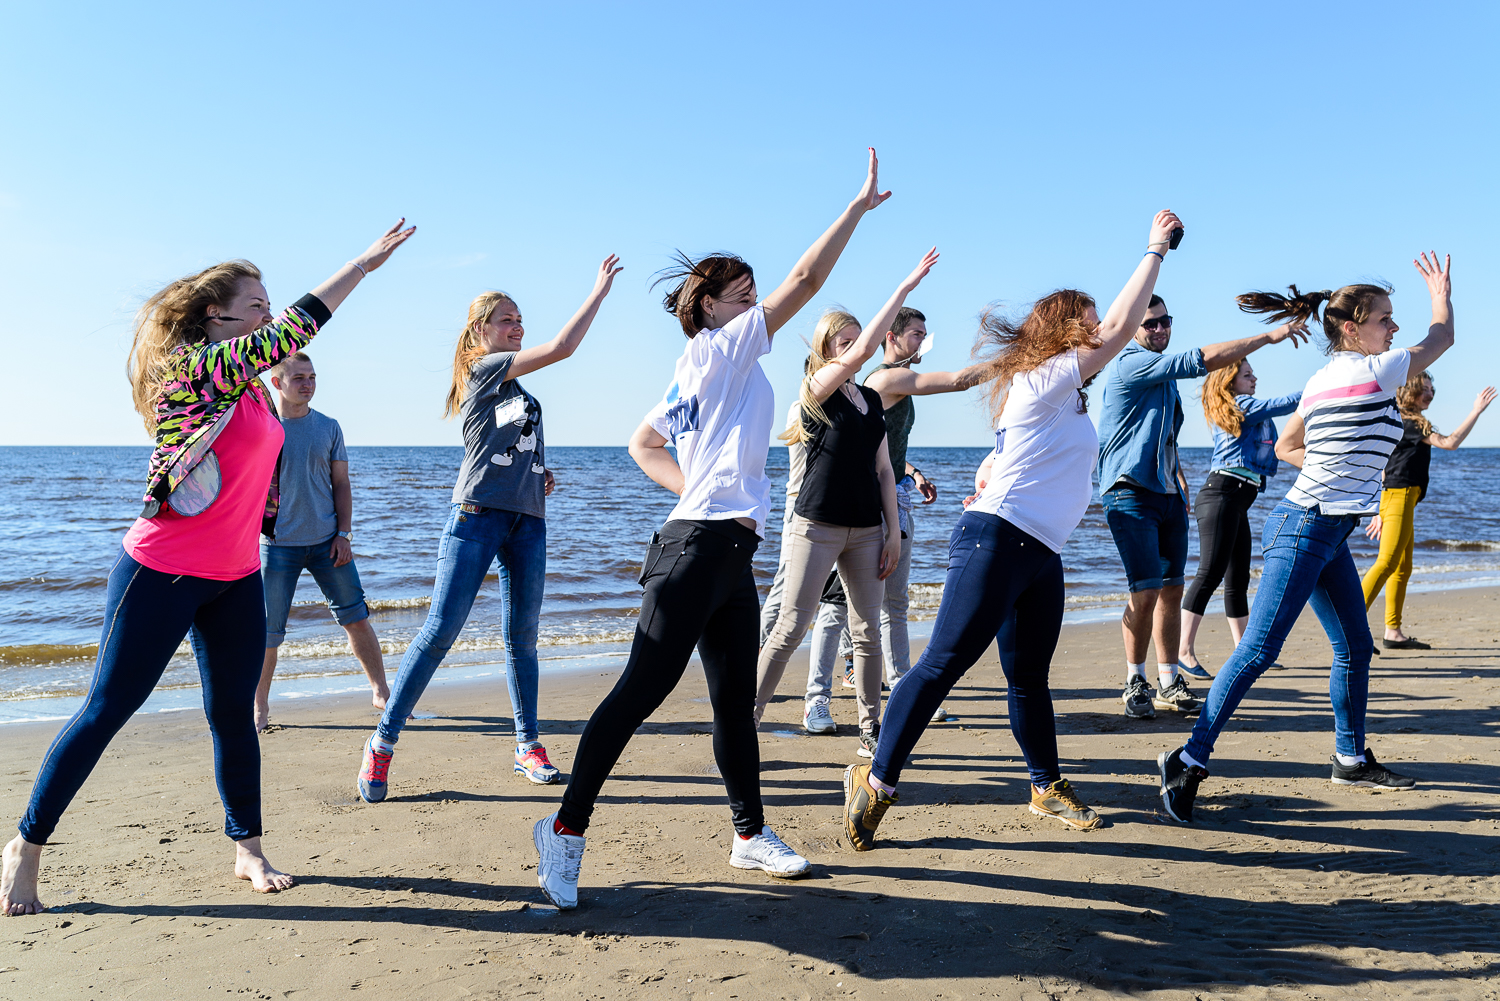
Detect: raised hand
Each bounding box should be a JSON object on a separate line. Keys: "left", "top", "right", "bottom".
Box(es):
{"left": 1268, "top": 318, "right": 1311, "bottom": 348}
{"left": 1148, "top": 210, "right": 1183, "bottom": 253}
{"left": 1414, "top": 251, "right": 1451, "bottom": 300}
{"left": 592, "top": 254, "right": 624, "bottom": 299}
{"left": 1474, "top": 386, "right": 1497, "bottom": 415}
{"left": 354, "top": 218, "right": 418, "bottom": 273}
{"left": 858, "top": 148, "right": 893, "bottom": 213}
{"left": 900, "top": 247, "right": 940, "bottom": 293}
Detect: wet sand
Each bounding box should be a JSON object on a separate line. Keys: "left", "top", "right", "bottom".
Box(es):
{"left": 3, "top": 586, "right": 1498, "bottom": 999}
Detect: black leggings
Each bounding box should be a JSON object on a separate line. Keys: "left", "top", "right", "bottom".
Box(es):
{"left": 558, "top": 519, "right": 764, "bottom": 836}
{"left": 1183, "top": 472, "right": 1261, "bottom": 618}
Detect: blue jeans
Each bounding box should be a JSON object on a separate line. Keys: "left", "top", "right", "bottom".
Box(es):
{"left": 873, "top": 512, "right": 1065, "bottom": 788}
{"left": 1184, "top": 500, "right": 1371, "bottom": 765}
{"left": 260, "top": 539, "right": 370, "bottom": 646}
{"left": 1102, "top": 484, "right": 1190, "bottom": 592}
{"left": 379, "top": 506, "right": 546, "bottom": 746}
{"left": 20, "top": 550, "right": 265, "bottom": 843}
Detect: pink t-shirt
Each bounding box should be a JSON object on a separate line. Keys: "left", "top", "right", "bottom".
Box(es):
{"left": 123, "top": 389, "right": 284, "bottom": 580}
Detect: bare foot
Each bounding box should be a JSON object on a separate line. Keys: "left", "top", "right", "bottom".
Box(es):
{"left": 372, "top": 684, "right": 390, "bottom": 712}
{"left": 254, "top": 699, "right": 271, "bottom": 734}
{"left": 233, "top": 837, "right": 295, "bottom": 893}
{"left": 2, "top": 835, "right": 45, "bottom": 916}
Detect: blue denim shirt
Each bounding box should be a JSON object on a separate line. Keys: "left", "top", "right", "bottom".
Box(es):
{"left": 1097, "top": 341, "right": 1207, "bottom": 497}
{"left": 1208, "top": 392, "right": 1301, "bottom": 483}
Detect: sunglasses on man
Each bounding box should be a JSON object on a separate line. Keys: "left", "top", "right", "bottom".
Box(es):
{"left": 1141, "top": 315, "right": 1173, "bottom": 331}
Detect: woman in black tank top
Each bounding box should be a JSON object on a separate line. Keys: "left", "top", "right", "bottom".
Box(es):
{"left": 755, "top": 250, "right": 938, "bottom": 757}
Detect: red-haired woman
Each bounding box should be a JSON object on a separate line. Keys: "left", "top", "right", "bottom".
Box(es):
{"left": 842, "top": 210, "right": 1184, "bottom": 849}
{"left": 533, "top": 150, "right": 892, "bottom": 909}
{"left": 2, "top": 221, "right": 415, "bottom": 916}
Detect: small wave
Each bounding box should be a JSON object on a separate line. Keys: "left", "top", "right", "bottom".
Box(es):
{"left": 275, "top": 628, "right": 639, "bottom": 660}
{"left": 1415, "top": 539, "right": 1500, "bottom": 553}
{"left": 365, "top": 596, "right": 433, "bottom": 611}
{"left": 0, "top": 643, "right": 98, "bottom": 666}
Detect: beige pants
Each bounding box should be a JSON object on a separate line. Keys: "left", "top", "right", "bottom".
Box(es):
{"left": 756, "top": 516, "right": 886, "bottom": 729}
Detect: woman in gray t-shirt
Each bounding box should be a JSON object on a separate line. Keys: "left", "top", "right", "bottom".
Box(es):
{"left": 356, "top": 255, "right": 622, "bottom": 801}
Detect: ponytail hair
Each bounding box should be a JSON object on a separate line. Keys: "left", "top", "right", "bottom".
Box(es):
{"left": 652, "top": 252, "right": 755, "bottom": 337}
{"left": 1396, "top": 369, "right": 1437, "bottom": 437}
{"left": 445, "top": 291, "right": 516, "bottom": 419}
{"left": 1236, "top": 283, "right": 1392, "bottom": 354}
{"left": 1201, "top": 360, "right": 1247, "bottom": 437}
{"left": 779, "top": 310, "right": 861, "bottom": 446}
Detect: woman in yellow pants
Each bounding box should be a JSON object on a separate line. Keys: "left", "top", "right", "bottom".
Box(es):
{"left": 1363, "top": 370, "right": 1495, "bottom": 647}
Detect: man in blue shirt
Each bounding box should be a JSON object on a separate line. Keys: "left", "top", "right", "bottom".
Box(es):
{"left": 1097, "top": 295, "right": 1306, "bottom": 719}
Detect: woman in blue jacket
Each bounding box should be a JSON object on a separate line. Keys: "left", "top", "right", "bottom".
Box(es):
{"left": 1179, "top": 357, "right": 1301, "bottom": 676}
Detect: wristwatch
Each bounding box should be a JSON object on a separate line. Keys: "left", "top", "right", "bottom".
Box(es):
{"left": 337, "top": 530, "right": 354, "bottom": 543}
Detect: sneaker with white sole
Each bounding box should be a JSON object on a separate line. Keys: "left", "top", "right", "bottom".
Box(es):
{"left": 930, "top": 706, "right": 949, "bottom": 722}
{"left": 1158, "top": 747, "right": 1209, "bottom": 823}
{"left": 729, "top": 825, "right": 811, "bottom": 878}
{"left": 1122, "top": 675, "right": 1156, "bottom": 719}
{"left": 533, "top": 813, "right": 585, "bottom": 909}
{"left": 1179, "top": 662, "right": 1214, "bottom": 680}
{"left": 1153, "top": 676, "right": 1202, "bottom": 713}
{"left": 803, "top": 696, "right": 837, "bottom": 735}
{"left": 1029, "top": 778, "right": 1103, "bottom": 831}
{"left": 856, "top": 721, "right": 880, "bottom": 758}
{"left": 515, "top": 744, "right": 561, "bottom": 784}
{"left": 1330, "top": 748, "right": 1416, "bottom": 789}
{"left": 358, "top": 735, "right": 393, "bottom": 803}
{"left": 842, "top": 658, "right": 856, "bottom": 688}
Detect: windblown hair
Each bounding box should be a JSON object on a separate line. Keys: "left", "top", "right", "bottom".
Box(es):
{"left": 974, "top": 289, "right": 1100, "bottom": 420}
{"left": 128, "top": 260, "right": 263, "bottom": 435}
{"left": 445, "top": 291, "right": 517, "bottom": 419}
{"left": 1201, "top": 360, "right": 1247, "bottom": 437}
{"left": 780, "top": 310, "right": 861, "bottom": 446}
{"left": 1397, "top": 369, "right": 1437, "bottom": 437}
{"left": 652, "top": 252, "right": 755, "bottom": 337}
{"left": 1235, "top": 282, "right": 1393, "bottom": 354}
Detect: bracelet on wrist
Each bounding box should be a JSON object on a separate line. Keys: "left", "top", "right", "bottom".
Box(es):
{"left": 349, "top": 261, "right": 368, "bottom": 277}
{"left": 1145, "top": 250, "right": 1165, "bottom": 261}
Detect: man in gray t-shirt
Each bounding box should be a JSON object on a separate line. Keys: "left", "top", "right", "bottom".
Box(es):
{"left": 256, "top": 351, "right": 390, "bottom": 731}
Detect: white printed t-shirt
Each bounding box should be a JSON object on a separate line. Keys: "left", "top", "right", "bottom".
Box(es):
{"left": 645, "top": 304, "right": 776, "bottom": 537}
{"left": 1285, "top": 349, "right": 1411, "bottom": 515}
{"left": 967, "top": 349, "right": 1097, "bottom": 553}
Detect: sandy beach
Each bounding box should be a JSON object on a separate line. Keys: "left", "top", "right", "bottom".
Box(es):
{"left": 3, "top": 586, "right": 1497, "bottom": 1000}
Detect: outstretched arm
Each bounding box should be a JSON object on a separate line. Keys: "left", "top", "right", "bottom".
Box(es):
{"left": 806, "top": 248, "right": 939, "bottom": 403}
{"left": 1200, "top": 319, "right": 1309, "bottom": 371}
{"left": 1430, "top": 386, "right": 1496, "bottom": 449}
{"left": 761, "top": 148, "right": 892, "bottom": 340}
{"left": 509, "top": 255, "right": 624, "bottom": 380}
{"left": 628, "top": 421, "right": 685, "bottom": 496}
{"left": 1078, "top": 210, "right": 1183, "bottom": 381}
{"left": 1407, "top": 252, "right": 1456, "bottom": 372}
{"left": 866, "top": 360, "right": 1001, "bottom": 408}
{"left": 311, "top": 219, "right": 418, "bottom": 314}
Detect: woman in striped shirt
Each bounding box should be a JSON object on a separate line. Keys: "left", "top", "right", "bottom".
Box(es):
{"left": 1158, "top": 254, "right": 1456, "bottom": 823}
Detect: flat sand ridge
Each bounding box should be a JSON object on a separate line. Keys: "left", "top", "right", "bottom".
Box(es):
{"left": 3, "top": 588, "right": 1498, "bottom": 999}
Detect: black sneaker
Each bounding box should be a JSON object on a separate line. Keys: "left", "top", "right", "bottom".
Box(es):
{"left": 1122, "top": 676, "right": 1156, "bottom": 719}
{"left": 1158, "top": 747, "right": 1208, "bottom": 823}
{"left": 1330, "top": 748, "right": 1416, "bottom": 789}
{"left": 1153, "top": 676, "right": 1202, "bottom": 713}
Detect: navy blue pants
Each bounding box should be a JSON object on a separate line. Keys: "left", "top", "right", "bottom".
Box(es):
{"left": 19, "top": 550, "right": 266, "bottom": 843}
{"left": 873, "top": 512, "right": 1065, "bottom": 788}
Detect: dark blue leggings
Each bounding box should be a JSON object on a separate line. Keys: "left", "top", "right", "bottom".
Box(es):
{"left": 19, "top": 550, "right": 266, "bottom": 843}
{"left": 873, "top": 512, "right": 1065, "bottom": 788}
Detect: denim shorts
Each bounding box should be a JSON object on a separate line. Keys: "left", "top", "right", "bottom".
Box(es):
{"left": 1102, "top": 484, "right": 1190, "bottom": 592}
{"left": 261, "top": 539, "right": 369, "bottom": 647}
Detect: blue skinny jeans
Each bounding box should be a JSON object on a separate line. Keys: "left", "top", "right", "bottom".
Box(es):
{"left": 379, "top": 505, "right": 546, "bottom": 746}
{"left": 1184, "top": 500, "right": 1372, "bottom": 765}
{"left": 873, "top": 512, "right": 1065, "bottom": 789}
{"left": 20, "top": 550, "right": 265, "bottom": 843}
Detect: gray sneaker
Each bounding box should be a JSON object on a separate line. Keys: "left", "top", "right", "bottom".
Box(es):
{"left": 1122, "top": 676, "right": 1156, "bottom": 719}
{"left": 1153, "top": 676, "right": 1202, "bottom": 713}
{"left": 803, "top": 696, "right": 837, "bottom": 735}
{"left": 856, "top": 722, "right": 880, "bottom": 759}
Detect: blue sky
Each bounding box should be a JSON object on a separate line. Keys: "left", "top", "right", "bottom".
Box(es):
{"left": 4, "top": 2, "right": 1497, "bottom": 449}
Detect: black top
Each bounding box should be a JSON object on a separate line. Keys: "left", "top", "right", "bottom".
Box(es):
{"left": 794, "top": 383, "right": 887, "bottom": 528}
{"left": 1383, "top": 418, "right": 1431, "bottom": 500}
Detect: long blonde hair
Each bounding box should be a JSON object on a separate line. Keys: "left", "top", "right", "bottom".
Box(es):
{"left": 1397, "top": 369, "right": 1436, "bottom": 437}
{"left": 127, "top": 260, "right": 263, "bottom": 434}
{"left": 445, "top": 291, "right": 517, "bottom": 419}
{"left": 1201, "top": 360, "right": 1247, "bottom": 437}
{"left": 780, "top": 310, "right": 860, "bottom": 446}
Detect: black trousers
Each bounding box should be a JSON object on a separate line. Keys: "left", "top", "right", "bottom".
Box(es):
{"left": 1183, "top": 472, "right": 1261, "bottom": 618}
{"left": 558, "top": 519, "right": 764, "bottom": 836}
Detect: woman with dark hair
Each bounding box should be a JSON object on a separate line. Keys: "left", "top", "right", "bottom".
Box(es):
{"left": 531, "top": 150, "right": 893, "bottom": 909}
{"left": 842, "top": 209, "right": 1184, "bottom": 849}
{"left": 1178, "top": 356, "right": 1303, "bottom": 675}
{"left": 1, "top": 221, "right": 415, "bottom": 916}
{"left": 1159, "top": 255, "right": 1458, "bottom": 823}
{"left": 355, "top": 256, "right": 623, "bottom": 804}
{"left": 1361, "top": 370, "right": 1495, "bottom": 648}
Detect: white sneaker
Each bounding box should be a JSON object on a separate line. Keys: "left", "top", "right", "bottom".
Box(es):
{"left": 729, "top": 825, "right": 811, "bottom": 878}
{"left": 930, "top": 706, "right": 948, "bottom": 722}
{"left": 803, "top": 696, "right": 836, "bottom": 735}
{"left": 533, "top": 813, "right": 585, "bottom": 909}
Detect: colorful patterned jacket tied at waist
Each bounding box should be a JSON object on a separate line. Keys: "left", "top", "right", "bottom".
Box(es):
{"left": 139, "top": 299, "right": 325, "bottom": 532}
